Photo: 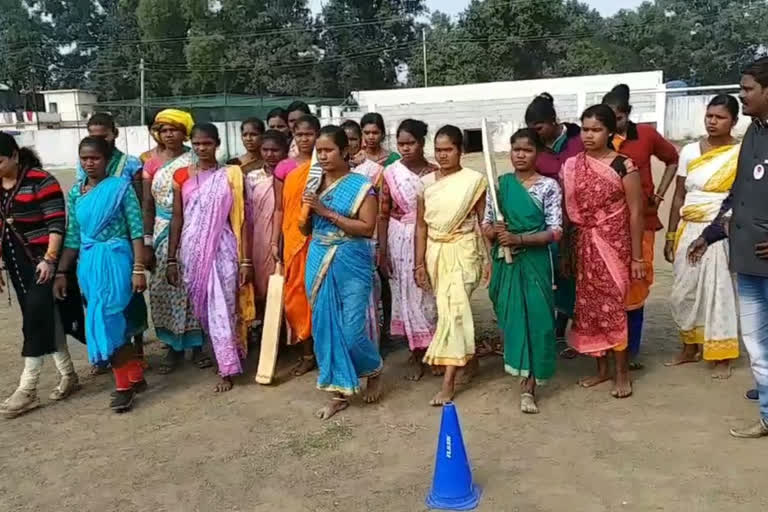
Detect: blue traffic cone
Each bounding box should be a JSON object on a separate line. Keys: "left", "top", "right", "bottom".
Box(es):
{"left": 426, "top": 402, "right": 482, "bottom": 510}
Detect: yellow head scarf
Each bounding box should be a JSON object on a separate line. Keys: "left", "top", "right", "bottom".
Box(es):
{"left": 154, "top": 109, "right": 194, "bottom": 139}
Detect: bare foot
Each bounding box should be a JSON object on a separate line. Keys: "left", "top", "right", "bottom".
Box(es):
{"left": 430, "top": 389, "right": 454, "bottom": 407}
{"left": 363, "top": 375, "right": 382, "bottom": 404}
{"left": 215, "top": 377, "right": 233, "bottom": 393}
{"left": 520, "top": 393, "right": 539, "bottom": 414}
{"left": 405, "top": 351, "right": 426, "bottom": 381}
{"left": 578, "top": 374, "right": 611, "bottom": 388}
{"left": 291, "top": 355, "right": 316, "bottom": 376}
{"left": 456, "top": 358, "right": 479, "bottom": 385}
{"left": 611, "top": 375, "right": 633, "bottom": 398}
{"left": 711, "top": 360, "right": 732, "bottom": 380}
{"left": 315, "top": 398, "right": 349, "bottom": 420}
{"left": 664, "top": 349, "right": 701, "bottom": 367}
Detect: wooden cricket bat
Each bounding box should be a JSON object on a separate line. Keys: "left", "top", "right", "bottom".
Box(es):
{"left": 255, "top": 263, "right": 285, "bottom": 385}
{"left": 481, "top": 118, "right": 513, "bottom": 263}
{"left": 298, "top": 148, "right": 324, "bottom": 225}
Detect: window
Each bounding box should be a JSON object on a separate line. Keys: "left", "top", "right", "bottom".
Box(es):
{"left": 49, "top": 102, "right": 58, "bottom": 113}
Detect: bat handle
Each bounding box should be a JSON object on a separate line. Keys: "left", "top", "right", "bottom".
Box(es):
{"left": 503, "top": 247, "right": 514, "bottom": 264}
{"left": 275, "top": 262, "right": 284, "bottom": 276}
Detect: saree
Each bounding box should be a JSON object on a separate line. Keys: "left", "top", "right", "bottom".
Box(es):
{"left": 282, "top": 160, "right": 313, "bottom": 342}
{"left": 73, "top": 178, "right": 135, "bottom": 365}
{"left": 382, "top": 161, "right": 437, "bottom": 350}
{"left": 422, "top": 168, "right": 487, "bottom": 367}
{"left": 245, "top": 167, "right": 276, "bottom": 320}
{"left": 78, "top": 149, "right": 148, "bottom": 339}
{"left": 671, "top": 143, "right": 740, "bottom": 361}
{"left": 489, "top": 174, "right": 556, "bottom": 382}
{"left": 180, "top": 166, "right": 254, "bottom": 377}
{"left": 149, "top": 152, "right": 203, "bottom": 351}
{"left": 306, "top": 173, "right": 383, "bottom": 395}
{"left": 563, "top": 154, "right": 631, "bottom": 356}
{"left": 353, "top": 160, "right": 386, "bottom": 347}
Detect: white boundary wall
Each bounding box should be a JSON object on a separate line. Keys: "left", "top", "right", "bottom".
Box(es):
{"left": 12, "top": 74, "right": 750, "bottom": 169}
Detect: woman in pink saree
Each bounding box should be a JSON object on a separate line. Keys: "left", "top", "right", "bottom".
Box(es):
{"left": 167, "top": 124, "right": 255, "bottom": 392}
{"left": 562, "top": 105, "right": 646, "bottom": 399}
{"left": 380, "top": 119, "right": 438, "bottom": 380}
{"left": 244, "top": 130, "right": 288, "bottom": 323}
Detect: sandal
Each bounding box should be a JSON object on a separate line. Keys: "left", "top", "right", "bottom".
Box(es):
{"left": 559, "top": 347, "right": 578, "bottom": 360}
{"left": 157, "top": 349, "right": 183, "bottom": 375}
{"left": 193, "top": 353, "right": 213, "bottom": 370}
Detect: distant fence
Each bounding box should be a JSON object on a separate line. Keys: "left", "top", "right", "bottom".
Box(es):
{"left": 13, "top": 83, "right": 749, "bottom": 169}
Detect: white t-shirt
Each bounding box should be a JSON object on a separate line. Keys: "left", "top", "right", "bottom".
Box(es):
{"left": 676, "top": 141, "right": 702, "bottom": 178}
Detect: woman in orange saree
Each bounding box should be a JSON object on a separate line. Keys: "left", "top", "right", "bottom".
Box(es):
{"left": 562, "top": 105, "right": 646, "bottom": 399}
{"left": 272, "top": 115, "right": 320, "bottom": 375}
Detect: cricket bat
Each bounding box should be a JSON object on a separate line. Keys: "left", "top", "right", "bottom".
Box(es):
{"left": 298, "top": 148, "right": 324, "bottom": 225}
{"left": 481, "top": 118, "right": 513, "bottom": 263}
{"left": 255, "top": 263, "right": 285, "bottom": 385}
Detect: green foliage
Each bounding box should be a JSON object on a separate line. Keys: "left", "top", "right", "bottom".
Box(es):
{"left": 1, "top": 0, "right": 766, "bottom": 104}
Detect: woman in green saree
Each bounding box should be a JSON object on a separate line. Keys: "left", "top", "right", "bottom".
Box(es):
{"left": 484, "top": 129, "right": 563, "bottom": 414}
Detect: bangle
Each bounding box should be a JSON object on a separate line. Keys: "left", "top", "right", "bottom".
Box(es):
{"left": 144, "top": 235, "right": 154, "bottom": 247}
{"left": 132, "top": 270, "right": 146, "bottom": 276}
{"left": 665, "top": 231, "right": 677, "bottom": 242}
{"left": 518, "top": 234, "right": 524, "bottom": 245}
{"left": 167, "top": 261, "right": 178, "bottom": 267}
{"left": 632, "top": 257, "right": 644, "bottom": 263}
{"left": 653, "top": 193, "right": 665, "bottom": 202}
{"left": 414, "top": 264, "right": 424, "bottom": 272}
{"left": 55, "top": 271, "right": 68, "bottom": 277}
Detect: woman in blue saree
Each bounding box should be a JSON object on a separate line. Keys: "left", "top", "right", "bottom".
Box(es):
{"left": 299, "top": 125, "right": 383, "bottom": 420}
{"left": 55, "top": 137, "right": 147, "bottom": 413}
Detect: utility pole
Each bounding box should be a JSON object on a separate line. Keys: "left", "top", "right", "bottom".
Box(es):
{"left": 422, "top": 28, "right": 428, "bottom": 88}
{"left": 140, "top": 58, "right": 146, "bottom": 126}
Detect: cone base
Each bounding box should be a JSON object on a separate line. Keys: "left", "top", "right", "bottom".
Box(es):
{"left": 426, "top": 484, "right": 482, "bottom": 511}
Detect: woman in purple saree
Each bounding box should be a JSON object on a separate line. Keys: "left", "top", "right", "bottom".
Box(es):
{"left": 167, "top": 124, "right": 255, "bottom": 392}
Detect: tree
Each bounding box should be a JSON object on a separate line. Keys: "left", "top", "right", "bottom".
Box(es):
{"left": 0, "top": 0, "right": 57, "bottom": 93}
{"left": 609, "top": 0, "right": 768, "bottom": 84}
{"left": 136, "top": 0, "right": 189, "bottom": 96}
{"left": 315, "top": 0, "right": 427, "bottom": 96}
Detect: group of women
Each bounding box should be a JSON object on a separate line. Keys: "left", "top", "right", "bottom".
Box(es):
{"left": 0, "top": 86, "right": 741, "bottom": 419}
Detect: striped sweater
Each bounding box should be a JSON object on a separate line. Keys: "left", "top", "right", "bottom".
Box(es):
{"left": 0, "top": 167, "right": 66, "bottom": 258}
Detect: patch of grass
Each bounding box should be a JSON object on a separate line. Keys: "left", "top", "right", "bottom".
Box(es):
{"left": 283, "top": 420, "right": 354, "bottom": 458}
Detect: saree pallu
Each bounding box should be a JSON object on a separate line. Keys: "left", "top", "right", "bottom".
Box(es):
{"left": 282, "top": 161, "right": 313, "bottom": 343}
{"left": 353, "top": 160, "right": 386, "bottom": 347}
{"left": 383, "top": 161, "right": 437, "bottom": 350}
{"left": 150, "top": 153, "right": 203, "bottom": 351}
{"left": 671, "top": 144, "right": 740, "bottom": 361}
{"left": 245, "top": 168, "right": 277, "bottom": 321}
{"left": 489, "top": 174, "right": 556, "bottom": 382}
{"left": 563, "top": 154, "right": 631, "bottom": 357}
{"left": 422, "top": 168, "right": 487, "bottom": 367}
{"left": 306, "top": 173, "right": 382, "bottom": 395}
{"left": 181, "top": 167, "right": 254, "bottom": 378}
{"left": 75, "top": 178, "right": 134, "bottom": 365}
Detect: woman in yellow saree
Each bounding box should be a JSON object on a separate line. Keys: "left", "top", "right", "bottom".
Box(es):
{"left": 415, "top": 125, "right": 488, "bottom": 406}
{"left": 665, "top": 95, "right": 741, "bottom": 378}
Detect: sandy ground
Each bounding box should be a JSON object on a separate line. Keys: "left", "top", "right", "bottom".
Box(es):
{"left": 0, "top": 158, "right": 766, "bottom": 512}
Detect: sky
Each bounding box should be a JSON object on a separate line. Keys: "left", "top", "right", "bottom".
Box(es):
{"left": 309, "top": 0, "right": 646, "bottom": 17}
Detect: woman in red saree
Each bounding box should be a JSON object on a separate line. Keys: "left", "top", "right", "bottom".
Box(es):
{"left": 562, "top": 105, "right": 646, "bottom": 399}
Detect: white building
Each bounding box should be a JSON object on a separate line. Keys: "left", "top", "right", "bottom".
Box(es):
{"left": 352, "top": 71, "right": 667, "bottom": 150}
{"left": 40, "top": 89, "right": 98, "bottom": 126}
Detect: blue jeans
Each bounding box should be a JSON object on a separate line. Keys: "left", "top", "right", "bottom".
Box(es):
{"left": 737, "top": 274, "right": 768, "bottom": 421}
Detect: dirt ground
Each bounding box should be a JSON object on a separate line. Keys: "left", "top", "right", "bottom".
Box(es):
{"left": 0, "top": 158, "right": 765, "bottom": 512}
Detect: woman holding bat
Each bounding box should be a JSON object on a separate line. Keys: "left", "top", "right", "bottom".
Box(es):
{"left": 271, "top": 115, "right": 320, "bottom": 376}
{"left": 415, "top": 125, "right": 488, "bottom": 406}
{"left": 483, "top": 129, "right": 563, "bottom": 414}
{"left": 299, "top": 125, "right": 383, "bottom": 420}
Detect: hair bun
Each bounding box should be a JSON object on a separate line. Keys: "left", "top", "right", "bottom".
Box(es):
{"left": 537, "top": 92, "right": 554, "bottom": 104}
{"left": 611, "top": 84, "right": 630, "bottom": 101}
